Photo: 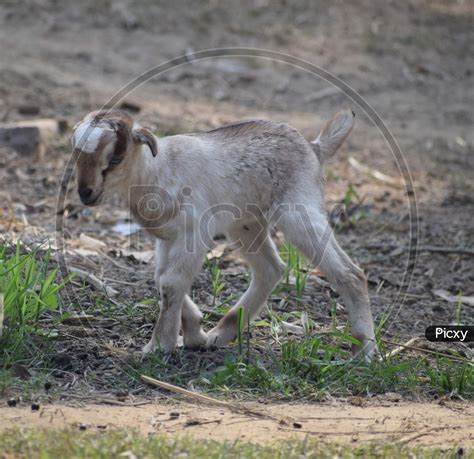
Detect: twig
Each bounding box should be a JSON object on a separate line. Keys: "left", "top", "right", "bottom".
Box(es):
{"left": 184, "top": 419, "right": 222, "bottom": 427}
{"left": 278, "top": 428, "right": 417, "bottom": 436}
{"left": 69, "top": 267, "right": 118, "bottom": 297}
{"left": 348, "top": 156, "right": 402, "bottom": 188}
{"left": 383, "top": 337, "right": 418, "bottom": 360}
{"left": 141, "top": 375, "right": 289, "bottom": 424}
{"left": 363, "top": 243, "right": 474, "bottom": 256}
{"left": 381, "top": 338, "right": 473, "bottom": 365}
{"left": 396, "top": 431, "right": 430, "bottom": 445}
{"left": 299, "top": 416, "right": 372, "bottom": 421}
{"left": 101, "top": 277, "right": 143, "bottom": 286}
{"left": 60, "top": 393, "right": 150, "bottom": 407}
{"left": 100, "top": 251, "right": 137, "bottom": 272}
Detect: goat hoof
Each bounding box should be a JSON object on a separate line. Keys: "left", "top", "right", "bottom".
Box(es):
{"left": 142, "top": 340, "right": 158, "bottom": 354}
{"left": 351, "top": 338, "right": 378, "bottom": 363}
{"left": 183, "top": 329, "right": 208, "bottom": 350}
{"left": 206, "top": 327, "right": 235, "bottom": 348}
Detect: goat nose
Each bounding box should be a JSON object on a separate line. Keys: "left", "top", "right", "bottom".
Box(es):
{"left": 78, "top": 187, "right": 93, "bottom": 201}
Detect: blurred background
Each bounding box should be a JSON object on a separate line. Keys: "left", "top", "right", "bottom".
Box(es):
{"left": 0, "top": 1, "right": 473, "bottom": 356}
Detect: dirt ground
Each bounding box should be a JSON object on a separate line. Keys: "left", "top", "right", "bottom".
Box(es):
{"left": 2, "top": 399, "right": 473, "bottom": 448}
{"left": 0, "top": 0, "right": 473, "bottom": 449}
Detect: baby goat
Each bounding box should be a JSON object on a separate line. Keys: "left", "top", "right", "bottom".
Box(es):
{"left": 72, "top": 109, "right": 377, "bottom": 360}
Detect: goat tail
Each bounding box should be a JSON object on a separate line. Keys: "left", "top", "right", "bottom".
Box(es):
{"left": 311, "top": 109, "right": 355, "bottom": 162}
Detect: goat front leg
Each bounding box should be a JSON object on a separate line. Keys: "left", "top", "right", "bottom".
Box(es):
{"left": 143, "top": 237, "right": 204, "bottom": 354}
{"left": 182, "top": 295, "right": 208, "bottom": 349}
{"left": 142, "top": 275, "right": 187, "bottom": 353}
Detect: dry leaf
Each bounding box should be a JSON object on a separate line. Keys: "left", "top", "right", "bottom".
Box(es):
{"left": 79, "top": 233, "right": 107, "bottom": 250}
{"left": 112, "top": 222, "right": 141, "bottom": 236}
{"left": 206, "top": 245, "right": 226, "bottom": 260}
{"left": 281, "top": 321, "right": 305, "bottom": 335}
{"left": 433, "top": 289, "right": 474, "bottom": 307}
{"left": 119, "top": 249, "right": 154, "bottom": 264}
{"left": 70, "top": 248, "right": 100, "bottom": 257}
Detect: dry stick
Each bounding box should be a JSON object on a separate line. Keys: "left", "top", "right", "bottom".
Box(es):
{"left": 99, "top": 250, "right": 137, "bottom": 272}
{"left": 299, "top": 416, "right": 372, "bottom": 421}
{"left": 396, "top": 431, "right": 430, "bottom": 445}
{"left": 69, "top": 266, "right": 118, "bottom": 297}
{"left": 61, "top": 393, "right": 150, "bottom": 407}
{"left": 141, "top": 375, "right": 289, "bottom": 424}
{"left": 348, "top": 156, "right": 401, "bottom": 188}
{"left": 363, "top": 243, "right": 474, "bottom": 256}
{"left": 382, "top": 337, "right": 419, "bottom": 360}
{"left": 278, "top": 428, "right": 418, "bottom": 436}
{"left": 395, "top": 424, "right": 455, "bottom": 445}
{"left": 381, "top": 338, "right": 473, "bottom": 365}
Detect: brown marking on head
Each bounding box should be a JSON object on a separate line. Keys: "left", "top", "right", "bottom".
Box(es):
{"left": 71, "top": 110, "right": 158, "bottom": 205}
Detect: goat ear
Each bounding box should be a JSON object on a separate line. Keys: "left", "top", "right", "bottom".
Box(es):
{"left": 133, "top": 127, "right": 158, "bottom": 157}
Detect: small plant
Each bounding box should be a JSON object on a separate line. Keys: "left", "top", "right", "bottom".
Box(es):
{"left": 278, "top": 243, "right": 308, "bottom": 300}
{"left": 235, "top": 306, "right": 251, "bottom": 363}
{"left": 425, "top": 356, "right": 472, "bottom": 396}
{"left": 343, "top": 183, "right": 360, "bottom": 208}
{"left": 207, "top": 261, "right": 225, "bottom": 305}
{"left": 0, "top": 242, "right": 73, "bottom": 368}
{"left": 334, "top": 183, "right": 366, "bottom": 232}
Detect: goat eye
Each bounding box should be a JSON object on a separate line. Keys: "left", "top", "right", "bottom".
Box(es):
{"left": 109, "top": 155, "right": 122, "bottom": 165}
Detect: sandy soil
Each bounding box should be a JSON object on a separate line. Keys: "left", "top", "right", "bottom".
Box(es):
{"left": 2, "top": 400, "right": 473, "bottom": 448}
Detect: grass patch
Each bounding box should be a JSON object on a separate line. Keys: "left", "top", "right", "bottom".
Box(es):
{"left": 0, "top": 429, "right": 463, "bottom": 459}
{"left": 1, "top": 240, "right": 472, "bottom": 403}
{"left": 132, "top": 244, "right": 473, "bottom": 401}
{"left": 0, "top": 242, "right": 73, "bottom": 380}
{"left": 134, "top": 332, "right": 473, "bottom": 400}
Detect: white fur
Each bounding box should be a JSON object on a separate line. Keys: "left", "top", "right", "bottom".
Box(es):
{"left": 73, "top": 123, "right": 111, "bottom": 154}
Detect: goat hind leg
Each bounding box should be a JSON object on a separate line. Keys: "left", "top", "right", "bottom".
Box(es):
{"left": 278, "top": 209, "right": 377, "bottom": 360}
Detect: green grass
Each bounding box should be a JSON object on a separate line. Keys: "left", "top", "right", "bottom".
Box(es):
{"left": 335, "top": 183, "right": 366, "bottom": 232}
{"left": 1, "top": 240, "right": 472, "bottom": 403}
{"left": 277, "top": 243, "right": 309, "bottom": 300}
{"left": 0, "top": 242, "right": 73, "bottom": 370}
{"left": 132, "top": 244, "right": 474, "bottom": 401}
{"left": 0, "top": 429, "right": 465, "bottom": 459}
{"left": 206, "top": 259, "right": 226, "bottom": 306}
{"left": 132, "top": 331, "right": 473, "bottom": 400}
